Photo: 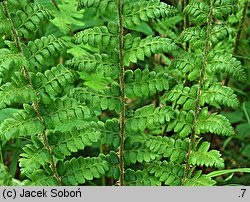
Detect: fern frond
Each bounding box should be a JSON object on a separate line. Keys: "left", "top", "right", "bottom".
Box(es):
{"left": 126, "top": 104, "right": 175, "bottom": 131}
{"left": 162, "top": 84, "right": 198, "bottom": 110}
{"left": 75, "top": 25, "right": 118, "bottom": 48}
{"left": 25, "top": 169, "right": 59, "bottom": 185}
{"left": 0, "top": 72, "right": 36, "bottom": 109}
{"left": 0, "top": 163, "right": 22, "bottom": 185}
{"left": 180, "top": 27, "right": 206, "bottom": 48}
{"left": 13, "top": 3, "right": 52, "bottom": 38}
{"left": 124, "top": 35, "right": 177, "bottom": 66}
{"left": 184, "top": 1, "right": 209, "bottom": 23}
{"left": 207, "top": 52, "right": 246, "bottom": 82}
{"left": 124, "top": 140, "right": 160, "bottom": 165}
{"left": 0, "top": 49, "right": 26, "bottom": 85}
{"left": 0, "top": 104, "right": 44, "bottom": 140}
{"left": 58, "top": 155, "right": 109, "bottom": 185}
{"left": 23, "top": 35, "right": 66, "bottom": 71}
{"left": 33, "top": 64, "right": 76, "bottom": 100}
{"left": 19, "top": 136, "right": 50, "bottom": 176}
{"left": 171, "top": 52, "right": 202, "bottom": 81}
{"left": 48, "top": 122, "right": 103, "bottom": 159}
{"left": 123, "top": 0, "right": 178, "bottom": 27}
{"left": 144, "top": 136, "right": 189, "bottom": 163}
{"left": 194, "top": 107, "right": 235, "bottom": 136}
{"left": 125, "top": 68, "right": 170, "bottom": 98}
{"left": 125, "top": 169, "right": 161, "bottom": 186}
{"left": 166, "top": 110, "right": 194, "bottom": 138}
{"left": 147, "top": 161, "right": 185, "bottom": 185}
{"left": 43, "top": 97, "right": 94, "bottom": 130}
{"left": 213, "top": 0, "right": 238, "bottom": 19}
{"left": 66, "top": 53, "right": 120, "bottom": 78}
{"left": 69, "top": 84, "right": 122, "bottom": 113}
{"left": 189, "top": 141, "right": 225, "bottom": 168}
{"left": 77, "top": 0, "right": 116, "bottom": 13}
{"left": 201, "top": 82, "right": 239, "bottom": 109}
{"left": 183, "top": 170, "right": 216, "bottom": 186}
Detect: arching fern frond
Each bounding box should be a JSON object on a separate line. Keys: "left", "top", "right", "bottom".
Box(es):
{"left": 144, "top": 136, "right": 189, "bottom": 163}
{"left": 189, "top": 141, "right": 225, "bottom": 168}
{"left": 23, "top": 35, "right": 66, "bottom": 71}
{"left": 183, "top": 170, "right": 216, "bottom": 186}
{"left": 69, "top": 83, "right": 122, "bottom": 113}
{"left": 77, "top": 0, "right": 116, "bottom": 13}
{"left": 33, "top": 64, "right": 76, "bottom": 100}
{"left": 13, "top": 3, "right": 52, "bottom": 38}
{"left": 125, "top": 169, "right": 161, "bottom": 186}
{"left": 126, "top": 104, "right": 175, "bottom": 131}
{"left": 206, "top": 52, "right": 246, "bottom": 82}
{"left": 0, "top": 104, "right": 44, "bottom": 140}
{"left": 75, "top": 25, "right": 118, "bottom": 48}
{"left": 0, "top": 72, "right": 35, "bottom": 109}
{"left": 124, "top": 35, "right": 177, "bottom": 66}
{"left": 147, "top": 161, "right": 184, "bottom": 185}
{"left": 201, "top": 82, "right": 239, "bottom": 109}
{"left": 58, "top": 155, "right": 109, "bottom": 185}
{"left": 66, "top": 53, "right": 120, "bottom": 78}
{"left": 125, "top": 68, "right": 170, "bottom": 98}
{"left": 194, "top": 107, "right": 235, "bottom": 136}
{"left": 123, "top": 0, "right": 178, "bottom": 27}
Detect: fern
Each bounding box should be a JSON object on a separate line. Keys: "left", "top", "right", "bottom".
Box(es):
{"left": 0, "top": 0, "right": 248, "bottom": 187}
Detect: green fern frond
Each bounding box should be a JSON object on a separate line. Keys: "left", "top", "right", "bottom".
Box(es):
{"left": 211, "top": 24, "right": 234, "bottom": 45}
{"left": 144, "top": 136, "right": 189, "bottom": 163}
{"left": 125, "top": 68, "right": 170, "bottom": 98}
{"left": 194, "top": 107, "right": 235, "bottom": 136}
{"left": 162, "top": 84, "right": 198, "bottom": 111}
{"left": 213, "top": 0, "right": 238, "bottom": 19}
{"left": 0, "top": 163, "right": 22, "bottom": 185}
{"left": 166, "top": 110, "right": 194, "bottom": 138}
{"left": 171, "top": 52, "right": 202, "bottom": 81}
{"left": 25, "top": 169, "right": 59, "bottom": 186}
{"left": 33, "top": 64, "right": 76, "bottom": 100}
{"left": 123, "top": 0, "right": 178, "bottom": 27}
{"left": 66, "top": 53, "right": 120, "bottom": 78}
{"left": 0, "top": 73, "right": 36, "bottom": 109}
{"left": 23, "top": 35, "right": 66, "bottom": 71}
{"left": 19, "top": 136, "right": 50, "bottom": 177}
{"left": 126, "top": 104, "right": 175, "bottom": 131}
{"left": 125, "top": 169, "right": 161, "bottom": 186}
{"left": 189, "top": 141, "right": 225, "bottom": 168}
{"left": 75, "top": 25, "right": 118, "bottom": 47}
{"left": 13, "top": 3, "right": 52, "bottom": 38}
{"left": 77, "top": 0, "right": 116, "bottom": 13}
{"left": 183, "top": 170, "right": 216, "bottom": 186}
{"left": 124, "top": 140, "right": 160, "bottom": 165}
{"left": 206, "top": 52, "right": 246, "bottom": 82}
{"left": 0, "top": 104, "right": 44, "bottom": 140}
{"left": 58, "top": 155, "right": 109, "bottom": 185}
{"left": 124, "top": 35, "right": 177, "bottom": 66}
{"left": 0, "top": 49, "right": 26, "bottom": 85}
{"left": 69, "top": 84, "right": 122, "bottom": 113}
{"left": 201, "top": 82, "right": 239, "bottom": 109}
{"left": 147, "top": 161, "right": 185, "bottom": 185}
{"left": 43, "top": 97, "right": 94, "bottom": 130}
{"left": 180, "top": 27, "right": 206, "bottom": 48}
{"left": 184, "top": 1, "right": 209, "bottom": 23}
{"left": 48, "top": 122, "right": 103, "bottom": 159}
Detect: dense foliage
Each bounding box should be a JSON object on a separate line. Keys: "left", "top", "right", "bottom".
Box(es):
{"left": 0, "top": 0, "right": 249, "bottom": 186}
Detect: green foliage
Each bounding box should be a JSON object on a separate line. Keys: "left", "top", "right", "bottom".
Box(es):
{"left": 0, "top": 0, "right": 249, "bottom": 187}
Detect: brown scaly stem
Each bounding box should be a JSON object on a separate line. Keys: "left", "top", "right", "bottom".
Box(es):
{"left": 2, "top": 0, "right": 62, "bottom": 185}
{"left": 181, "top": 0, "right": 214, "bottom": 185}
{"left": 117, "top": 0, "right": 126, "bottom": 186}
